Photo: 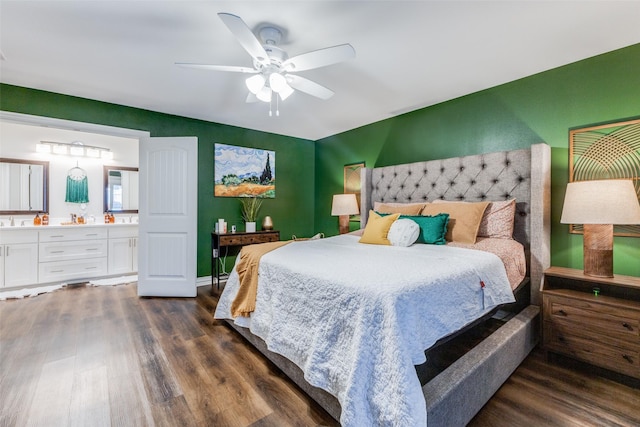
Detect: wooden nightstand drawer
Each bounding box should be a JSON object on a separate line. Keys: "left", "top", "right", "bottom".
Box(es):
{"left": 544, "top": 294, "right": 639, "bottom": 339}
{"left": 544, "top": 324, "right": 639, "bottom": 378}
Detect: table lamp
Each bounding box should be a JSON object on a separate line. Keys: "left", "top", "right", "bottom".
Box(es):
{"left": 331, "top": 194, "right": 359, "bottom": 234}
{"left": 560, "top": 179, "right": 640, "bottom": 277}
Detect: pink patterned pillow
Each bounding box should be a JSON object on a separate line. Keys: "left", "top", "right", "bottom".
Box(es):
{"left": 478, "top": 199, "right": 516, "bottom": 238}
{"left": 433, "top": 199, "right": 516, "bottom": 239}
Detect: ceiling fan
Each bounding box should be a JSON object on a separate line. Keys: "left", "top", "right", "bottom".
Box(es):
{"left": 176, "top": 13, "right": 355, "bottom": 107}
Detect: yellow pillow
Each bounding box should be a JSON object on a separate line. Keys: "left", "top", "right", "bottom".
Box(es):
{"left": 373, "top": 202, "right": 426, "bottom": 215}
{"left": 359, "top": 211, "right": 401, "bottom": 245}
{"left": 421, "top": 201, "right": 489, "bottom": 244}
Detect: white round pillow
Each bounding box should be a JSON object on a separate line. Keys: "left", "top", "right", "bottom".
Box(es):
{"left": 387, "top": 218, "right": 420, "bottom": 247}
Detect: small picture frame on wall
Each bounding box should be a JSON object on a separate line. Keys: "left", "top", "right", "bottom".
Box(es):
{"left": 344, "top": 162, "right": 365, "bottom": 222}
{"left": 569, "top": 117, "right": 640, "bottom": 237}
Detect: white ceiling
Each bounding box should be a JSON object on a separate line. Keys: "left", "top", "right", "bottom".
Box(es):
{"left": 1, "top": 1, "right": 639, "bottom": 141}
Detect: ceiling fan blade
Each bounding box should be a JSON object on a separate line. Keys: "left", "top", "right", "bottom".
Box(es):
{"left": 287, "top": 75, "right": 335, "bottom": 100}
{"left": 283, "top": 44, "right": 355, "bottom": 72}
{"left": 175, "top": 63, "right": 257, "bottom": 73}
{"left": 218, "top": 13, "right": 270, "bottom": 68}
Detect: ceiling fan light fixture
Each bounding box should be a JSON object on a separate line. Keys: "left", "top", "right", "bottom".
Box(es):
{"left": 245, "top": 74, "right": 266, "bottom": 94}
{"left": 278, "top": 83, "right": 294, "bottom": 100}
{"left": 269, "top": 72, "right": 288, "bottom": 93}
{"left": 256, "top": 86, "right": 272, "bottom": 103}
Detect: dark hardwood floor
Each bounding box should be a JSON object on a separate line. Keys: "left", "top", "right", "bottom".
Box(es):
{"left": 1, "top": 283, "right": 638, "bottom": 427}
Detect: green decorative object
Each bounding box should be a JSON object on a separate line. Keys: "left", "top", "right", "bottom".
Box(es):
{"left": 65, "top": 165, "right": 89, "bottom": 203}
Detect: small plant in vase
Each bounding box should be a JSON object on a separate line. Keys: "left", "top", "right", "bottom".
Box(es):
{"left": 240, "top": 197, "right": 262, "bottom": 232}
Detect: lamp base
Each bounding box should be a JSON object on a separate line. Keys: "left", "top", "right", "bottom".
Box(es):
{"left": 338, "top": 215, "right": 350, "bottom": 235}
{"left": 583, "top": 223, "right": 613, "bottom": 278}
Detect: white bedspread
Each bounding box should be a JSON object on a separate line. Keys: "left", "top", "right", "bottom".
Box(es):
{"left": 214, "top": 234, "right": 515, "bottom": 426}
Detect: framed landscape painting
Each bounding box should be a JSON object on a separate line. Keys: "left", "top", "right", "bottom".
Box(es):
{"left": 214, "top": 143, "right": 275, "bottom": 198}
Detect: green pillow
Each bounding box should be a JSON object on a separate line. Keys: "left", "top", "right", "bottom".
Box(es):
{"left": 375, "top": 211, "right": 449, "bottom": 244}
{"left": 400, "top": 214, "right": 449, "bottom": 245}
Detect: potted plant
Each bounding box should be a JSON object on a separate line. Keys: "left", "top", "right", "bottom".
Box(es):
{"left": 240, "top": 197, "right": 262, "bottom": 232}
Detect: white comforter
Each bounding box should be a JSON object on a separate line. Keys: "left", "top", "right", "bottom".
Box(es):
{"left": 214, "top": 234, "right": 515, "bottom": 426}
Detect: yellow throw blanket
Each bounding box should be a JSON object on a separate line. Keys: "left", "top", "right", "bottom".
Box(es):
{"left": 231, "top": 240, "right": 291, "bottom": 317}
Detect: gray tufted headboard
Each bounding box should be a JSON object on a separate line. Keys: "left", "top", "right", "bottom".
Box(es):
{"left": 360, "top": 143, "right": 550, "bottom": 305}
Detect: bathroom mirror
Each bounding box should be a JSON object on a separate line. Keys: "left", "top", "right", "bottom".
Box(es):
{"left": 0, "top": 158, "right": 49, "bottom": 214}
{"left": 103, "top": 166, "right": 139, "bottom": 213}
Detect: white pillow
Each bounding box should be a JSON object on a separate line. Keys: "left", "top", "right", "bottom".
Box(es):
{"left": 387, "top": 218, "right": 420, "bottom": 247}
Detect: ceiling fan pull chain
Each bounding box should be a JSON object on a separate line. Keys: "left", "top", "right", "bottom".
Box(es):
{"left": 276, "top": 94, "right": 280, "bottom": 116}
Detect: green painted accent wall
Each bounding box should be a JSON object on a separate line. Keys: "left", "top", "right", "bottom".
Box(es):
{"left": 315, "top": 43, "right": 640, "bottom": 277}
{"left": 0, "top": 84, "right": 316, "bottom": 277}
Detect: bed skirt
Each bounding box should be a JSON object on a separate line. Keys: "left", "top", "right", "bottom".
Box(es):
{"left": 224, "top": 304, "right": 539, "bottom": 426}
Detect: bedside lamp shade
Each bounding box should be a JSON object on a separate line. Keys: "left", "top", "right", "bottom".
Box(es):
{"left": 332, "top": 194, "right": 359, "bottom": 234}
{"left": 561, "top": 179, "right": 640, "bottom": 277}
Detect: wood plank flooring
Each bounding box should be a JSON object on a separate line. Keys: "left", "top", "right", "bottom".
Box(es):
{"left": 1, "top": 283, "right": 638, "bottom": 427}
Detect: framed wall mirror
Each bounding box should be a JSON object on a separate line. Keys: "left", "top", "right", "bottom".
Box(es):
{"left": 0, "top": 157, "right": 49, "bottom": 214}
{"left": 103, "top": 166, "right": 139, "bottom": 213}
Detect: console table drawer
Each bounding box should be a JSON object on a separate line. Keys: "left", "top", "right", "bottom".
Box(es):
{"left": 218, "top": 232, "right": 279, "bottom": 246}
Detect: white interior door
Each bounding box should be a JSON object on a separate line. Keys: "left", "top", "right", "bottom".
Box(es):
{"left": 138, "top": 136, "right": 198, "bottom": 297}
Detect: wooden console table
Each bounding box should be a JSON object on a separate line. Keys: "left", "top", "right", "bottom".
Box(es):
{"left": 211, "top": 230, "right": 280, "bottom": 289}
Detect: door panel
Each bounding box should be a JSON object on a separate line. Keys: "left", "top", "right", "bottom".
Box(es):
{"left": 137, "top": 136, "right": 197, "bottom": 297}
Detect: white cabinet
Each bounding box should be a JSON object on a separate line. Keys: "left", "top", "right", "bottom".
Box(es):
{"left": 108, "top": 225, "right": 138, "bottom": 275}
{"left": 0, "top": 229, "right": 39, "bottom": 287}
{"left": 38, "top": 227, "right": 108, "bottom": 284}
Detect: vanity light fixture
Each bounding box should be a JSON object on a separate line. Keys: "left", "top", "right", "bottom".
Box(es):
{"left": 36, "top": 140, "right": 114, "bottom": 160}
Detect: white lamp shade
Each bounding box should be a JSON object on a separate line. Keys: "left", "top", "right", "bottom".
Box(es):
{"left": 245, "top": 75, "right": 266, "bottom": 95}
{"left": 331, "top": 194, "right": 360, "bottom": 216}
{"left": 561, "top": 179, "right": 640, "bottom": 224}
{"left": 269, "top": 73, "right": 287, "bottom": 93}
{"left": 278, "top": 83, "right": 294, "bottom": 100}
{"left": 256, "top": 86, "right": 272, "bottom": 103}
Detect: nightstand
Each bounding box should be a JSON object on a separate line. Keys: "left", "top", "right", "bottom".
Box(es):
{"left": 541, "top": 266, "right": 640, "bottom": 379}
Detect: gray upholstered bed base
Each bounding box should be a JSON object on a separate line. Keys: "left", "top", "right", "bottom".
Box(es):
{"left": 224, "top": 144, "right": 550, "bottom": 425}
{"left": 227, "top": 305, "right": 539, "bottom": 425}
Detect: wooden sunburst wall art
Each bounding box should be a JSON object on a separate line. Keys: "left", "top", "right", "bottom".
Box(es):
{"left": 569, "top": 118, "right": 640, "bottom": 237}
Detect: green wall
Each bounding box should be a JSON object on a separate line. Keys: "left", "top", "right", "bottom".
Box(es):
{"left": 2, "top": 43, "right": 639, "bottom": 279}
{"left": 315, "top": 43, "right": 640, "bottom": 277}
{"left": 0, "top": 84, "right": 316, "bottom": 277}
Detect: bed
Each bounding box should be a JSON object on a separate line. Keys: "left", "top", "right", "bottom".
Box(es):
{"left": 214, "top": 143, "right": 550, "bottom": 426}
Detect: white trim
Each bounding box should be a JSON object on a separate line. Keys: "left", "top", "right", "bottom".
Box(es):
{"left": 0, "top": 111, "right": 151, "bottom": 139}
{"left": 196, "top": 276, "right": 212, "bottom": 288}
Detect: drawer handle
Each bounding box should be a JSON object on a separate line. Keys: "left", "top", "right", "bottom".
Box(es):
{"left": 85, "top": 233, "right": 99, "bottom": 237}
{"left": 622, "top": 354, "right": 634, "bottom": 364}
{"left": 557, "top": 309, "right": 567, "bottom": 316}
{"left": 558, "top": 336, "right": 566, "bottom": 343}
{"left": 85, "top": 266, "right": 97, "bottom": 270}
{"left": 51, "top": 250, "right": 64, "bottom": 254}
{"left": 51, "top": 270, "right": 64, "bottom": 273}
{"left": 85, "top": 248, "right": 98, "bottom": 251}
{"left": 622, "top": 323, "right": 633, "bottom": 331}
{"left": 50, "top": 235, "right": 64, "bottom": 238}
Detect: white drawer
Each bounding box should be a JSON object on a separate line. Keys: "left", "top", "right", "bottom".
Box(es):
{"left": 39, "top": 240, "right": 108, "bottom": 262}
{"left": 39, "top": 227, "right": 108, "bottom": 242}
{"left": 108, "top": 225, "right": 138, "bottom": 239}
{"left": 0, "top": 229, "right": 39, "bottom": 245}
{"left": 38, "top": 257, "right": 108, "bottom": 284}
